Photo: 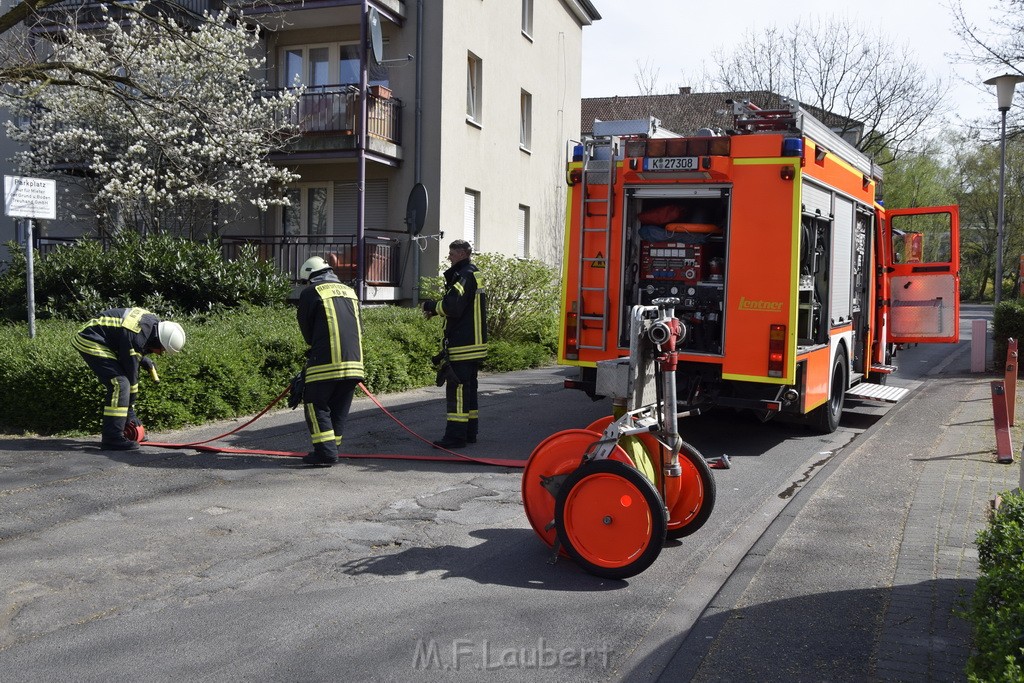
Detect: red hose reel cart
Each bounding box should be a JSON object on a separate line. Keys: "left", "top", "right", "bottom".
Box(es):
{"left": 522, "top": 299, "right": 716, "bottom": 579}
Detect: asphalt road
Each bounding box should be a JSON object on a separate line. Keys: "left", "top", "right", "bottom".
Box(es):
{"left": 0, "top": 310, "right": 981, "bottom": 682}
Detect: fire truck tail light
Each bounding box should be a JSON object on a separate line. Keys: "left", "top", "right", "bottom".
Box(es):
{"left": 687, "top": 138, "right": 710, "bottom": 156}
{"left": 625, "top": 140, "right": 646, "bottom": 158}
{"left": 565, "top": 309, "right": 579, "bottom": 360}
{"left": 768, "top": 324, "right": 786, "bottom": 378}
{"left": 707, "top": 137, "right": 731, "bottom": 156}
{"left": 666, "top": 138, "right": 688, "bottom": 156}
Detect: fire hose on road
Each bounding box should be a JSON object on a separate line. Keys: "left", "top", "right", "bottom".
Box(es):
{"left": 131, "top": 382, "right": 526, "bottom": 469}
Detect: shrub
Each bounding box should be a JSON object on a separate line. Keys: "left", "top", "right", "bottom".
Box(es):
{"left": 419, "top": 252, "right": 560, "bottom": 348}
{"left": 994, "top": 301, "right": 1024, "bottom": 372}
{"left": 0, "top": 302, "right": 555, "bottom": 435}
{"left": 967, "top": 489, "right": 1024, "bottom": 681}
{"left": 0, "top": 233, "right": 291, "bottom": 321}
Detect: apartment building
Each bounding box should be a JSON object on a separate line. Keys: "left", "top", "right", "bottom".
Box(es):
{"left": 0, "top": 0, "right": 601, "bottom": 302}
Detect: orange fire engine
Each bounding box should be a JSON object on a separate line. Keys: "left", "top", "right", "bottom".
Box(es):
{"left": 560, "top": 99, "right": 960, "bottom": 432}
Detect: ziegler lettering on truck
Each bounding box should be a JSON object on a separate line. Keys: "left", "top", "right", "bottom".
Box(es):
{"left": 738, "top": 296, "right": 783, "bottom": 312}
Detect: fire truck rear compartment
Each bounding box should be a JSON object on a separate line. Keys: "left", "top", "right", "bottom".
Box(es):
{"left": 619, "top": 192, "right": 729, "bottom": 356}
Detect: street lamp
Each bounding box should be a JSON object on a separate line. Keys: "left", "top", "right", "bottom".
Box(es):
{"left": 984, "top": 73, "right": 1024, "bottom": 305}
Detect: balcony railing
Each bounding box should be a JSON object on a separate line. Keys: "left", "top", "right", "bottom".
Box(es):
{"left": 32, "top": 234, "right": 401, "bottom": 289}
{"left": 274, "top": 85, "right": 402, "bottom": 146}
{"left": 220, "top": 234, "right": 400, "bottom": 286}
{"left": 33, "top": 0, "right": 214, "bottom": 29}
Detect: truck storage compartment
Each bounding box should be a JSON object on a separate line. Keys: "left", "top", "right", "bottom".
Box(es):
{"left": 618, "top": 188, "right": 730, "bottom": 355}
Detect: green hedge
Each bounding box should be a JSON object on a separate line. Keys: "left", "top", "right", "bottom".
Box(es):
{"left": 0, "top": 304, "right": 554, "bottom": 435}
{"left": 993, "top": 301, "right": 1024, "bottom": 373}
{"left": 968, "top": 489, "right": 1024, "bottom": 681}
{"left": 0, "top": 233, "right": 291, "bottom": 321}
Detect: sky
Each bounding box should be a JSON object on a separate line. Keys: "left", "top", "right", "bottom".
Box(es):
{"left": 581, "top": 0, "right": 1000, "bottom": 130}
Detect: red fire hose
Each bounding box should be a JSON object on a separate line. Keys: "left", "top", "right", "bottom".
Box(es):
{"left": 142, "top": 382, "right": 525, "bottom": 469}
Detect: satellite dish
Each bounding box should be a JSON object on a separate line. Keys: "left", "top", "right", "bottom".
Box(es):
{"left": 368, "top": 8, "right": 383, "bottom": 66}
{"left": 406, "top": 183, "right": 428, "bottom": 235}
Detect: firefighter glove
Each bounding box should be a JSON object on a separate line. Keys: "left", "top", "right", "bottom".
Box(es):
{"left": 287, "top": 372, "right": 305, "bottom": 410}
{"left": 435, "top": 361, "right": 461, "bottom": 387}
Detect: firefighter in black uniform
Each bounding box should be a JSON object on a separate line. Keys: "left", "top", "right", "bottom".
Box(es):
{"left": 72, "top": 307, "right": 185, "bottom": 450}
{"left": 296, "top": 256, "right": 365, "bottom": 466}
{"left": 422, "top": 239, "right": 488, "bottom": 449}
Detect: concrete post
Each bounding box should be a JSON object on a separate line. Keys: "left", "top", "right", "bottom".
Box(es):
{"left": 971, "top": 319, "right": 988, "bottom": 372}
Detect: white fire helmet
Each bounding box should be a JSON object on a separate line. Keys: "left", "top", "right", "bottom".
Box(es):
{"left": 300, "top": 256, "right": 331, "bottom": 280}
{"left": 157, "top": 321, "right": 186, "bottom": 354}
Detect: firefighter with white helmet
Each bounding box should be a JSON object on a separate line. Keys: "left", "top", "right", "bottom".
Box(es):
{"left": 295, "top": 255, "right": 365, "bottom": 466}
{"left": 72, "top": 307, "right": 185, "bottom": 450}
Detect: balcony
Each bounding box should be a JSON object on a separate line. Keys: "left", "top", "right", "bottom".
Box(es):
{"left": 219, "top": 234, "right": 401, "bottom": 289}
{"left": 273, "top": 85, "right": 402, "bottom": 160}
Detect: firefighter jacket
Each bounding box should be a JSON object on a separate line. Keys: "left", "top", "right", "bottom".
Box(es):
{"left": 297, "top": 270, "right": 365, "bottom": 383}
{"left": 71, "top": 307, "right": 160, "bottom": 394}
{"left": 424, "top": 259, "right": 488, "bottom": 362}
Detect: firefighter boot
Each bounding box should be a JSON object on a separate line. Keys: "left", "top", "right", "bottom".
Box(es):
{"left": 466, "top": 418, "right": 478, "bottom": 444}
{"left": 100, "top": 415, "right": 139, "bottom": 451}
{"left": 433, "top": 423, "right": 468, "bottom": 449}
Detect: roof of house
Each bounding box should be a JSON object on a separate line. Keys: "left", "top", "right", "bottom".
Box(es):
{"left": 581, "top": 89, "right": 863, "bottom": 142}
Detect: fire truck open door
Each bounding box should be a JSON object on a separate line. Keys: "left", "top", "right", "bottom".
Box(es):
{"left": 881, "top": 205, "right": 960, "bottom": 344}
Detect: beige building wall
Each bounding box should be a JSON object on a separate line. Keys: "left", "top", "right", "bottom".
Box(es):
{"left": 418, "top": 0, "right": 591, "bottom": 276}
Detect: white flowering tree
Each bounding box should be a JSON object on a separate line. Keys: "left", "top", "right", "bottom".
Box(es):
{"left": 3, "top": 5, "right": 301, "bottom": 237}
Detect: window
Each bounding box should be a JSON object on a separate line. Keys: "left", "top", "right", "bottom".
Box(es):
{"left": 522, "top": 0, "right": 533, "bottom": 37}
{"left": 283, "top": 46, "right": 331, "bottom": 88}
{"left": 520, "top": 90, "right": 532, "bottom": 150}
{"left": 517, "top": 205, "right": 530, "bottom": 258}
{"left": 464, "top": 189, "right": 480, "bottom": 249}
{"left": 282, "top": 184, "right": 332, "bottom": 236}
{"left": 281, "top": 44, "right": 390, "bottom": 89}
{"left": 467, "top": 52, "right": 482, "bottom": 123}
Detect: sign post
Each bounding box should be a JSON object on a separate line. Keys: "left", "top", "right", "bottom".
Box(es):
{"left": 4, "top": 175, "right": 57, "bottom": 339}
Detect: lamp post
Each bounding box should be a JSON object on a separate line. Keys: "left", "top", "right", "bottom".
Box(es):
{"left": 984, "top": 74, "right": 1024, "bottom": 305}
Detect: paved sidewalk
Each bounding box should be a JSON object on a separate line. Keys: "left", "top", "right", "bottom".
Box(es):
{"left": 875, "top": 369, "right": 1019, "bottom": 681}
{"left": 683, "top": 337, "right": 1021, "bottom": 682}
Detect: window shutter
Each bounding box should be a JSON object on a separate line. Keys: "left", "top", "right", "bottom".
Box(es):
{"left": 517, "top": 205, "right": 528, "bottom": 258}
{"left": 333, "top": 179, "right": 389, "bottom": 234}
{"left": 463, "top": 190, "right": 477, "bottom": 245}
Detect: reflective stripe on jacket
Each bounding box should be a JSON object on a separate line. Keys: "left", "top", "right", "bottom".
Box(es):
{"left": 434, "top": 259, "right": 488, "bottom": 362}
{"left": 297, "top": 272, "right": 365, "bottom": 383}
{"left": 72, "top": 307, "right": 158, "bottom": 392}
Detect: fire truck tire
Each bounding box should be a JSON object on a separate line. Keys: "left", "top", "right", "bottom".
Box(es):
{"left": 554, "top": 459, "right": 667, "bottom": 579}
{"left": 521, "top": 429, "right": 635, "bottom": 549}
{"left": 811, "top": 347, "right": 847, "bottom": 433}
{"left": 665, "top": 440, "right": 716, "bottom": 539}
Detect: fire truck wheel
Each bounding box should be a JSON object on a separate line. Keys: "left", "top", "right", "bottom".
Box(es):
{"left": 811, "top": 347, "right": 847, "bottom": 434}
{"left": 554, "top": 459, "right": 667, "bottom": 580}
{"left": 665, "top": 440, "right": 716, "bottom": 539}
{"left": 521, "top": 430, "right": 635, "bottom": 549}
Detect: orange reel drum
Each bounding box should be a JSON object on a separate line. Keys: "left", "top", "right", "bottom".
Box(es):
{"left": 521, "top": 429, "right": 634, "bottom": 548}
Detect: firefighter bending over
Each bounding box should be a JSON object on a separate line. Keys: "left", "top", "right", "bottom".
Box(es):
{"left": 296, "top": 256, "right": 365, "bottom": 467}
{"left": 72, "top": 307, "right": 185, "bottom": 450}
{"left": 422, "top": 239, "right": 488, "bottom": 449}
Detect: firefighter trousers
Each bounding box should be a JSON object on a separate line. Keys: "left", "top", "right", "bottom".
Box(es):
{"left": 302, "top": 378, "right": 360, "bottom": 458}
{"left": 443, "top": 360, "right": 479, "bottom": 442}
{"left": 79, "top": 352, "right": 133, "bottom": 443}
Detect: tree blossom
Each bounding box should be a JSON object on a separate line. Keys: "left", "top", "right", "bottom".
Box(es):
{"left": 3, "top": 4, "right": 302, "bottom": 237}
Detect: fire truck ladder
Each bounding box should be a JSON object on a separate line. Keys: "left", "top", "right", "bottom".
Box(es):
{"left": 576, "top": 135, "right": 617, "bottom": 351}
